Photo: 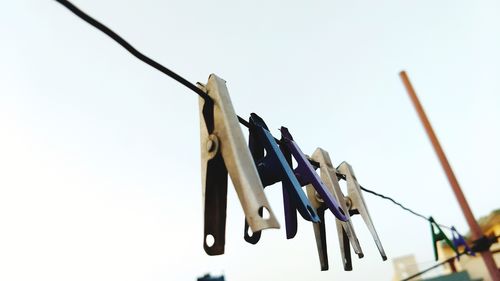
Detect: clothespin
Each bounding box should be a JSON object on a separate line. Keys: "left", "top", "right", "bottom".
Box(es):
{"left": 337, "top": 162, "right": 387, "bottom": 261}
{"left": 451, "top": 226, "right": 474, "bottom": 260}
{"left": 243, "top": 113, "right": 320, "bottom": 243}
{"left": 306, "top": 148, "right": 363, "bottom": 271}
{"left": 277, "top": 128, "right": 348, "bottom": 241}
{"left": 198, "top": 75, "right": 279, "bottom": 255}
{"left": 429, "top": 217, "right": 457, "bottom": 261}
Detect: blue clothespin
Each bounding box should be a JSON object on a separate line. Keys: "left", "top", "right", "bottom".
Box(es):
{"left": 243, "top": 113, "right": 320, "bottom": 244}
{"left": 451, "top": 226, "right": 474, "bottom": 260}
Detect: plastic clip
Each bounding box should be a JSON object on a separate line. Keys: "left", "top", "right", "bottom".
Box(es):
{"left": 451, "top": 226, "right": 474, "bottom": 260}
{"left": 244, "top": 113, "right": 319, "bottom": 244}
{"left": 278, "top": 128, "right": 348, "bottom": 241}
{"left": 429, "top": 217, "right": 457, "bottom": 261}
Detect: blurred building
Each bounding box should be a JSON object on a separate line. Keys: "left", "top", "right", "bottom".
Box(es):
{"left": 197, "top": 273, "right": 225, "bottom": 281}
{"left": 421, "top": 271, "right": 481, "bottom": 281}
{"left": 392, "top": 254, "right": 421, "bottom": 281}
{"left": 392, "top": 209, "right": 499, "bottom": 281}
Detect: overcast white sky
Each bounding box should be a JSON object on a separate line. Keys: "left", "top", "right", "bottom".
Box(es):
{"left": 1, "top": 1, "right": 499, "bottom": 281}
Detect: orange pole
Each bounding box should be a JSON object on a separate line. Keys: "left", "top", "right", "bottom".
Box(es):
{"left": 399, "top": 71, "right": 499, "bottom": 281}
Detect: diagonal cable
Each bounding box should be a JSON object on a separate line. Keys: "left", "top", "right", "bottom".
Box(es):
{"left": 53, "top": 0, "right": 460, "bottom": 234}
{"left": 360, "top": 185, "right": 452, "bottom": 230}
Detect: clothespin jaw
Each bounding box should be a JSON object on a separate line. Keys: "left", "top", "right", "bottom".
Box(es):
{"left": 305, "top": 190, "right": 329, "bottom": 270}
{"left": 243, "top": 113, "right": 319, "bottom": 243}
{"left": 275, "top": 126, "right": 346, "bottom": 241}
{"left": 306, "top": 148, "right": 364, "bottom": 271}
{"left": 429, "top": 216, "right": 457, "bottom": 260}
{"left": 450, "top": 226, "right": 474, "bottom": 260}
{"left": 279, "top": 128, "right": 348, "bottom": 222}
{"left": 337, "top": 161, "right": 387, "bottom": 261}
{"left": 198, "top": 74, "right": 279, "bottom": 255}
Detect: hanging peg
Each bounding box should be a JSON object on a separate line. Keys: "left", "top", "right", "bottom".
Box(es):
{"left": 280, "top": 128, "right": 348, "bottom": 223}
{"left": 244, "top": 113, "right": 320, "bottom": 244}
{"left": 429, "top": 217, "right": 457, "bottom": 261}
{"left": 279, "top": 128, "right": 348, "bottom": 240}
{"left": 198, "top": 75, "right": 279, "bottom": 255}
{"left": 451, "top": 226, "right": 474, "bottom": 260}
{"left": 270, "top": 126, "right": 348, "bottom": 241}
{"left": 306, "top": 148, "right": 363, "bottom": 271}
{"left": 337, "top": 162, "right": 387, "bottom": 261}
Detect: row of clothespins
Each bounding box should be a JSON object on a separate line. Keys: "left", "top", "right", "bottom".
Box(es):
{"left": 430, "top": 218, "right": 474, "bottom": 261}
{"left": 197, "top": 74, "right": 386, "bottom": 271}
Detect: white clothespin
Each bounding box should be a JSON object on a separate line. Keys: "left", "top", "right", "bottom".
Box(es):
{"left": 337, "top": 161, "right": 387, "bottom": 261}
{"left": 198, "top": 74, "right": 279, "bottom": 255}
{"left": 307, "top": 148, "right": 363, "bottom": 271}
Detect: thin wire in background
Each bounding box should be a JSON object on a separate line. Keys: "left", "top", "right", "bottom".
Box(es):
{"left": 401, "top": 247, "right": 500, "bottom": 281}
{"left": 360, "top": 185, "right": 452, "bottom": 231}
{"left": 53, "top": 0, "right": 461, "bottom": 234}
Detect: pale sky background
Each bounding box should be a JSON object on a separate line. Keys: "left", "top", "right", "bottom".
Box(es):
{"left": 0, "top": 1, "right": 499, "bottom": 281}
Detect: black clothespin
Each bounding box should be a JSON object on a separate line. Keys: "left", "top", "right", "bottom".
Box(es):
{"left": 244, "top": 113, "right": 320, "bottom": 244}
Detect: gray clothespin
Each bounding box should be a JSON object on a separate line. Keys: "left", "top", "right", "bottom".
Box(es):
{"left": 198, "top": 74, "right": 280, "bottom": 255}
{"left": 337, "top": 161, "right": 387, "bottom": 261}
{"left": 307, "top": 148, "right": 363, "bottom": 271}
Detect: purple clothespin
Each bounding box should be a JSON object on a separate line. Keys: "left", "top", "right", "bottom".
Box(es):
{"left": 279, "top": 127, "right": 348, "bottom": 238}
{"left": 451, "top": 226, "right": 474, "bottom": 260}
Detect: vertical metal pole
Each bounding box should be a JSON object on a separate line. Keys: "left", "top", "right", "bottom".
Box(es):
{"left": 399, "top": 71, "right": 499, "bottom": 281}
{"left": 448, "top": 259, "right": 457, "bottom": 273}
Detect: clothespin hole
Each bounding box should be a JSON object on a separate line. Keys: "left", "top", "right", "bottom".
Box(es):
{"left": 247, "top": 227, "right": 253, "bottom": 237}
{"left": 339, "top": 179, "right": 348, "bottom": 194}
{"left": 205, "top": 234, "right": 215, "bottom": 247}
{"left": 259, "top": 206, "right": 271, "bottom": 220}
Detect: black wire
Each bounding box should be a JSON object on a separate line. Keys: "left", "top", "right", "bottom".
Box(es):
{"left": 53, "top": 0, "right": 210, "bottom": 100}
{"left": 53, "top": 0, "right": 253, "bottom": 129}
{"left": 359, "top": 184, "right": 452, "bottom": 230}
{"left": 335, "top": 174, "right": 451, "bottom": 229}
{"left": 360, "top": 185, "right": 429, "bottom": 220}
{"left": 54, "top": 0, "right": 458, "bottom": 234}
{"left": 238, "top": 116, "right": 251, "bottom": 128}
{"left": 400, "top": 250, "right": 468, "bottom": 281}
{"left": 53, "top": 0, "right": 206, "bottom": 100}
